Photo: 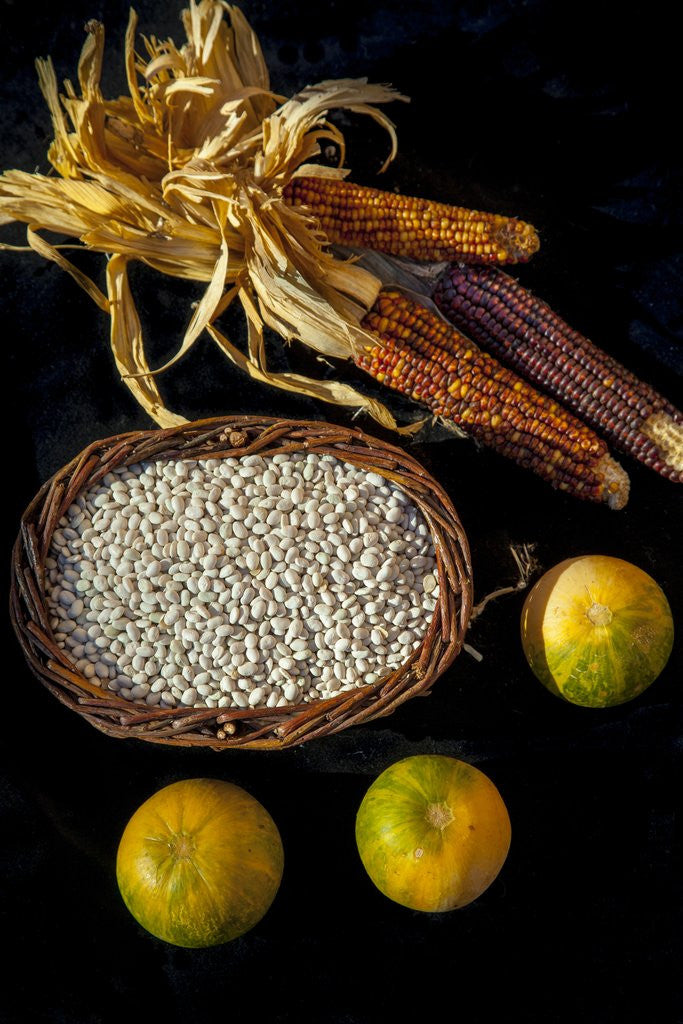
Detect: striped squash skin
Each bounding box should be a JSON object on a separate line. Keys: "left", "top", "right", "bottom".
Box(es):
{"left": 116, "top": 779, "right": 284, "bottom": 947}
{"left": 521, "top": 556, "right": 674, "bottom": 708}
{"left": 355, "top": 756, "right": 511, "bottom": 912}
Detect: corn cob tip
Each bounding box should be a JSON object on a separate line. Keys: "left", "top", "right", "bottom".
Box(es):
{"left": 599, "top": 454, "right": 630, "bottom": 510}
{"left": 492, "top": 219, "right": 540, "bottom": 263}
{"left": 641, "top": 412, "right": 683, "bottom": 476}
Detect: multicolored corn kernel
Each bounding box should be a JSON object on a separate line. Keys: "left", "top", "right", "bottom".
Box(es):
{"left": 357, "top": 290, "right": 629, "bottom": 508}
{"left": 284, "top": 176, "right": 540, "bottom": 264}
{"left": 433, "top": 265, "right": 683, "bottom": 482}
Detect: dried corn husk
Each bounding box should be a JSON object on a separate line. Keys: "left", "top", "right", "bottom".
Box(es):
{"left": 0, "top": 1, "right": 420, "bottom": 431}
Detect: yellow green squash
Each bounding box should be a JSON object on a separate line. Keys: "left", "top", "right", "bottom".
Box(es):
{"left": 116, "top": 778, "right": 284, "bottom": 947}
{"left": 521, "top": 555, "right": 674, "bottom": 708}
{"left": 355, "top": 755, "right": 511, "bottom": 912}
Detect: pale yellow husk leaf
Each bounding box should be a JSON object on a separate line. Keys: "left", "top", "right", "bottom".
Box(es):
{"left": 0, "top": 1, "right": 419, "bottom": 431}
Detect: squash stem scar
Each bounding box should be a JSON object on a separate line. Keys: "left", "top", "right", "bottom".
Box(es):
{"left": 426, "top": 802, "right": 454, "bottom": 830}
{"left": 586, "top": 602, "right": 613, "bottom": 627}
{"left": 169, "top": 833, "right": 195, "bottom": 860}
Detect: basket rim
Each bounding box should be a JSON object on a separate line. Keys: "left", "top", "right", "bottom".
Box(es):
{"left": 11, "top": 414, "right": 472, "bottom": 749}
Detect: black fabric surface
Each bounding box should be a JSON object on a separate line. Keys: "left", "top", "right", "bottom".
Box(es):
{"left": 2, "top": 2, "right": 681, "bottom": 1022}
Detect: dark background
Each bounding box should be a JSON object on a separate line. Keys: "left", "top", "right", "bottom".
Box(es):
{"left": 2, "top": 1, "right": 681, "bottom": 1021}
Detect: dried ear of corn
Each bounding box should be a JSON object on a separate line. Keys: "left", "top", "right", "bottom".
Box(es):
{"left": 434, "top": 265, "right": 683, "bottom": 482}
{"left": 357, "top": 290, "right": 629, "bottom": 508}
{"left": 4, "top": 0, "right": 593, "bottom": 511}
{"left": 284, "top": 176, "right": 540, "bottom": 265}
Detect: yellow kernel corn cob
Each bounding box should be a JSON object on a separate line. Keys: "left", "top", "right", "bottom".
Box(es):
{"left": 357, "top": 291, "right": 629, "bottom": 508}
{"left": 284, "top": 176, "right": 540, "bottom": 264}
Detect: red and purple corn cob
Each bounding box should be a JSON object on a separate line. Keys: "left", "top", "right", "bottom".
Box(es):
{"left": 357, "top": 290, "right": 629, "bottom": 508}
{"left": 433, "top": 265, "right": 682, "bottom": 482}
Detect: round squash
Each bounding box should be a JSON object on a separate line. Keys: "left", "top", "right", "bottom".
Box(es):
{"left": 116, "top": 778, "right": 284, "bottom": 947}
{"left": 521, "top": 555, "right": 674, "bottom": 708}
{"left": 355, "top": 755, "right": 511, "bottom": 912}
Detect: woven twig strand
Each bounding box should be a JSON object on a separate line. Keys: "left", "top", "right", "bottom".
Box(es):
{"left": 11, "top": 417, "right": 472, "bottom": 749}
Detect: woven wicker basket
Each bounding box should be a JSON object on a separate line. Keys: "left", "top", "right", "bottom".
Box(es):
{"left": 11, "top": 416, "right": 472, "bottom": 749}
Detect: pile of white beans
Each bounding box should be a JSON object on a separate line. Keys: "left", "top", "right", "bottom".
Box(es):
{"left": 45, "top": 451, "right": 439, "bottom": 711}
